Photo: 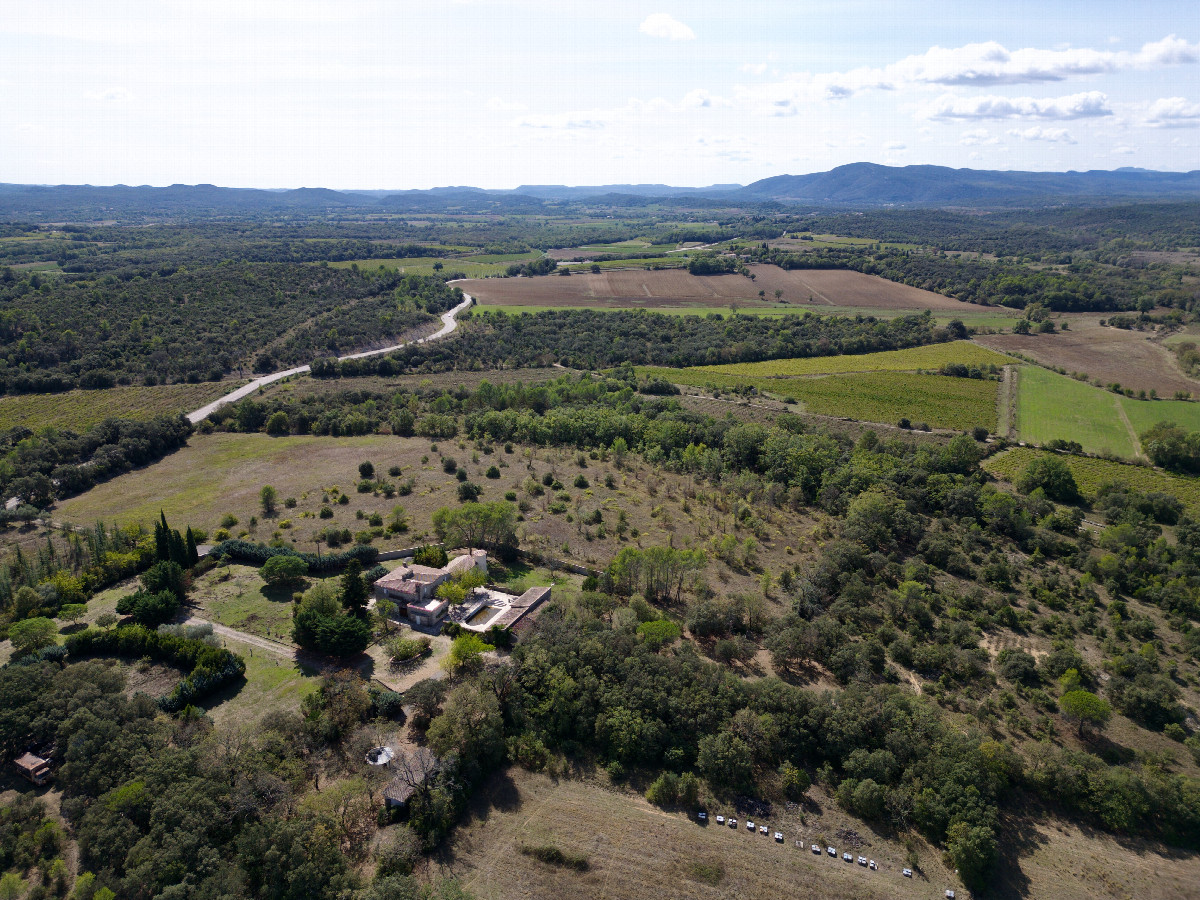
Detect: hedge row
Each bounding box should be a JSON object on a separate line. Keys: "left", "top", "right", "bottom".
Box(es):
{"left": 64, "top": 625, "right": 246, "bottom": 712}
{"left": 209, "top": 539, "right": 378, "bottom": 573}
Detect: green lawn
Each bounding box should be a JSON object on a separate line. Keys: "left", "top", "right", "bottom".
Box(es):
{"left": 202, "top": 636, "right": 320, "bottom": 728}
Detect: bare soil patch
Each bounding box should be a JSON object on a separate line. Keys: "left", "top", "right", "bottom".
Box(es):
{"left": 976, "top": 318, "right": 1199, "bottom": 396}
{"left": 462, "top": 266, "right": 982, "bottom": 313}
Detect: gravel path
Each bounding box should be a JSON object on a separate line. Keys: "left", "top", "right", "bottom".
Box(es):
{"left": 186, "top": 290, "right": 474, "bottom": 423}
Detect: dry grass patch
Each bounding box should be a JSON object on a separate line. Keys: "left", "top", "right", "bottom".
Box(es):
{"left": 437, "top": 768, "right": 1200, "bottom": 900}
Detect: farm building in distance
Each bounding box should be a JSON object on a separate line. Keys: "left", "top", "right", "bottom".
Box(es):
{"left": 14, "top": 753, "right": 51, "bottom": 785}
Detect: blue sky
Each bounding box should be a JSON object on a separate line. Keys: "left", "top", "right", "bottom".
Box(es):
{"left": 1, "top": 0, "right": 1197, "bottom": 188}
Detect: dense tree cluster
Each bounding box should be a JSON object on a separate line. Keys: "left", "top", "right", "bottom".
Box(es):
{"left": 0, "top": 414, "right": 193, "bottom": 506}
{"left": 311, "top": 308, "right": 949, "bottom": 377}
{"left": 0, "top": 266, "right": 459, "bottom": 389}
{"left": 749, "top": 245, "right": 1190, "bottom": 312}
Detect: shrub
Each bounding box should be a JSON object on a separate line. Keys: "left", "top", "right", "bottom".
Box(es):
{"left": 413, "top": 545, "right": 449, "bottom": 568}
{"left": 386, "top": 635, "right": 432, "bottom": 664}
{"left": 115, "top": 590, "right": 179, "bottom": 627}
{"left": 637, "top": 619, "right": 681, "bottom": 650}
{"left": 261, "top": 554, "right": 309, "bottom": 586}
{"left": 65, "top": 624, "right": 245, "bottom": 712}
{"left": 485, "top": 465, "right": 501, "bottom": 479}
{"left": 518, "top": 845, "right": 589, "bottom": 871}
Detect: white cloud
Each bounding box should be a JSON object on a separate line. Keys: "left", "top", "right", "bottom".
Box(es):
{"left": 1007, "top": 126, "right": 1076, "bottom": 143}
{"left": 487, "top": 97, "right": 526, "bottom": 112}
{"left": 741, "top": 63, "right": 767, "bottom": 75}
{"left": 639, "top": 13, "right": 695, "bottom": 41}
{"left": 924, "top": 91, "right": 1111, "bottom": 120}
{"left": 884, "top": 141, "right": 906, "bottom": 150}
{"left": 737, "top": 35, "right": 1200, "bottom": 115}
{"left": 682, "top": 89, "right": 730, "bottom": 108}
{"left": 1112, "top": 145, "right": 1136, "bottom": 155}
{"left": 959, "top": 128, "right": 996, "bottom": 145}
{"left": 83, "top": 87, "right": 130, "bottom": 102}
{"left": 1145, "top": 96, "right": 1200, "bottom": 127}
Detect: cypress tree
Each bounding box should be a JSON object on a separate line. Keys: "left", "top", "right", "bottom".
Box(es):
{"left": 155, "top": 514, "right": 170, "bottom": 562}
{"left": 168, "top": 529, "right": 189, "bottom": 568}
{"left": 185, "top": 527, "right": 199, "bottom": 567}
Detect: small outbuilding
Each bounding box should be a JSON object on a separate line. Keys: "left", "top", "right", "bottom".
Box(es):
{"left": 14, "top": 753, "right": 51, "bottom": 785}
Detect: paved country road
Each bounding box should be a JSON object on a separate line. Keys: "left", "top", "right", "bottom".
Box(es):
{"left": 186, "top": 290, "right": 475, "bottom": 423}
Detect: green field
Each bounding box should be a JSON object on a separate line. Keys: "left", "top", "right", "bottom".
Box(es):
{"left": 0, "top": 382, "right": 237, "bottom": 431}
{"left": 330, "top": 252, "right": 543, "bottom": 278}
{"left": 1015, "top": 365, "right": 1200, "bottom": 458}
{"left": 568, "top": 256, "right": 688, "bottom": 271}
{"left": 1015, "top": 366, "right": 1137, "bottom": 457}
{"left": 692, "top": 340, "right": 1013, "bottom": 377}
{"left": 1120, "top": 393, "right": 1200, "bottom": 435}
{"left": 985, "top": 446, "right": 1200, "bottom": 514}
{"left": 640, "top": 365, "right": 998, "bottom": 430}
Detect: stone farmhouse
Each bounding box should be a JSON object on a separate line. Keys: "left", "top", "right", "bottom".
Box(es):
{"left": 372, "top": 549, "right": 487, "bottom": 627}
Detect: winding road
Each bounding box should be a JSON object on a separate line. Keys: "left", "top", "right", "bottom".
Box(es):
{"left": 186, "top": 290, "right": 475, "bottom": 423}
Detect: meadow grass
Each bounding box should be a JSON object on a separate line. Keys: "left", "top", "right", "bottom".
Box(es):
{"left": 1016, "top": 364, "right": 1200, "bottom": 457}
{"left": 1015, "top": 366, "right": 1136, "bottom": 457}
{"left": 0, "top": 382, "right": 238, "bottom": 432}
{"left": 693, "top": 340, "right": 1013, "bottom": 377}
{"left": 639, "top": 365, "right": 998, "bottom": 430}
{"left": 1120, "top": 393, "right": 1200, "bottom": 436}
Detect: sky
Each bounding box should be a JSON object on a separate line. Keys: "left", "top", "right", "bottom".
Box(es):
{"left": 1, "top": 0, "right": 1198, "bottom": 189}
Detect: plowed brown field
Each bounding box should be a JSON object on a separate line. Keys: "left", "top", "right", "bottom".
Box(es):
{"left": 977, "top": 318, "right": 1199, "bottom": 396}
{"left": 463, "top": 265, "right": 985, "bottom": 312}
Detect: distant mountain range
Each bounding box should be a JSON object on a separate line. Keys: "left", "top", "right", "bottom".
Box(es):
{"left": 4, "top": 163, "right": 1200, "bottom": 219}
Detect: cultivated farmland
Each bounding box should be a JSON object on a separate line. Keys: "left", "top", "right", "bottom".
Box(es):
{"left": 639, "top": 366, "right": 998, "bottom": 431}
{"left": 0, "top": 381, "right": 236, "bottom": 431}
{"left": 691, "top": 340, "right": 1013, "bottom": 377}
{"left": 977, "top": 317, "right": 1199, "bottom": 397}
{"left": 985, "top": 446, "right": 1200, "bottom": 515}
{"left": 461, "top": 266, "right": 994, "bottom": 313}
{"left": 1015, "top": 365, "right": 1200, "bottom": 458}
